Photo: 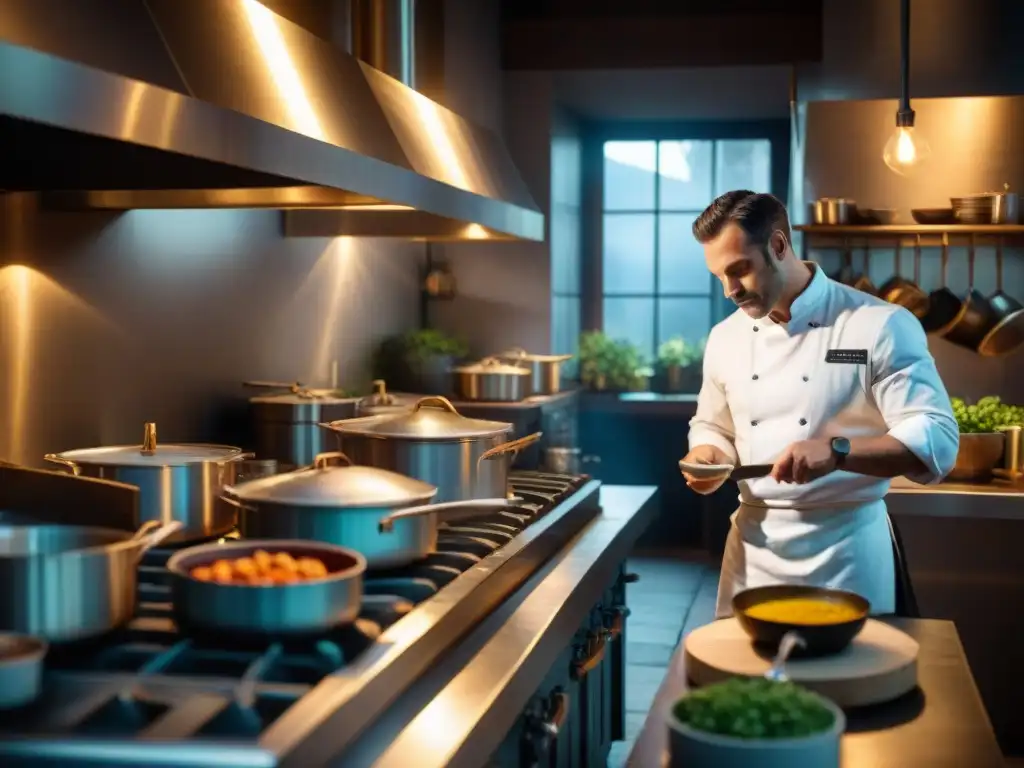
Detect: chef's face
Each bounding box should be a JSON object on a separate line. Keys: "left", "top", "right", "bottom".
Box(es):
{"left": 703, "top": 223, "right": 785, "bottom": 319}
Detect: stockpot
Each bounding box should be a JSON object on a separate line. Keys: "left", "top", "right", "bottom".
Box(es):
{"left": 497, "top": 348, "right": 574, "bottom": 396}
{"left": 452, "top": 357, "right": 531, "bottom": 402}
{"left": 245, "top": 381, "right": 359, "bottom": 470}
{"left": 224, "top": 452, "right": 516, "bottom": 569}
{"left": 322, "top": 397, "right": 541, "bottom": 502}
{"left": 44, "top": 423, "right": 248, "bottom": 542}
{"left": 0, "top": 520, "right": 181, "bottom": 642}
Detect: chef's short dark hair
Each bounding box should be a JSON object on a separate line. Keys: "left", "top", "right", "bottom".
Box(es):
{"left": 692, "top": 191, "right": 792, "bottom": 253}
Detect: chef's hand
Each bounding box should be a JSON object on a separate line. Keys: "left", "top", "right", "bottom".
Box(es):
{"left": 771, "top": 439, "right": 837, "bottom": 484}
{"left": 681, "top": 445, "right": 733, "bottom": 495}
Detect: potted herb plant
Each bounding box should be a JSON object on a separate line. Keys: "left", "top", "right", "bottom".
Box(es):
{"left": 949, "top": 395, "right": 1024, "bottom": 481}
{"left": 656, "top": 336, "right": 705, "bottom": 394}
{"left": 372, "top": 329, "right": 469, "bottom": 395}
{"left": 578, "top": 331, "right": 646, "bottom": 392}
{"left": 667, "top": 677, "right": 844, "bottom": 768}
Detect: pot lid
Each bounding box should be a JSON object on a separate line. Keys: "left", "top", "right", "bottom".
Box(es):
{"left": 454, "top": 357, "right": 530, "bottom": 376}
{"left": 227, "top": 457, "right": 437, "bottom": 507}
{"left": 500, "top": 347, "right": 573, "bottom": 363}
{"left": 48, "top": 423, "right": 243, "bottom": 467}
{"left": 326, "top": 396, "right": 512, "bottom": 440}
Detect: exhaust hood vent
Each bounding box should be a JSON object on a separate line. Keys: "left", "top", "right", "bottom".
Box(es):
{"left": 0, "top": 0, "right": 543, "bottom": 241}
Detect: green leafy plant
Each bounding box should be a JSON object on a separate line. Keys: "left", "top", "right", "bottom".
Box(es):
{"left": 657, "top": 336, "right": 705, "bottom": 368}
{"left": 673, "top": 677, "right": 835, "bottom": 740}
{"left": 951, "top": 395, "right": 1024, "bottom": 434}
{"left": 578, "top": 331, "right": 646, "bottom": 391}
{"left": 402, "top": 329, "right": 469, "bottom": 360}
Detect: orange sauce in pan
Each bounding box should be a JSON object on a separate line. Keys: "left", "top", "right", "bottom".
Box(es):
{"left": 190, "top": 550, "right": 329, "bottom": 585}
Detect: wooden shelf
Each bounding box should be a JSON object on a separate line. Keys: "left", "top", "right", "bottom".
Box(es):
{"left": 795, "top": 224, "right": 1024, "bottom": 236}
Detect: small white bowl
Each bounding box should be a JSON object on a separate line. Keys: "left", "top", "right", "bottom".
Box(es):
{"left": 678, "top": 460, "right": 734, "bottom": 480}
{"left": 666, "top": 692, "right": 845, "bottom": 768}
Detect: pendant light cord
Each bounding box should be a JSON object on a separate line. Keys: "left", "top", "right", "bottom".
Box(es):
{"left": 897, "top": 0, "right": 914, "bottom": 126}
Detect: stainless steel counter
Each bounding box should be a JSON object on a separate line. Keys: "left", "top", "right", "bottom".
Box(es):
{"left": 337, "top": 485, "right": 659, "bottom": 768}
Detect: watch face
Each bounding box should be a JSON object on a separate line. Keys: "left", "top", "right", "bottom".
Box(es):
{"left": 832, "top": 437, "right": 851, "bottom": 455}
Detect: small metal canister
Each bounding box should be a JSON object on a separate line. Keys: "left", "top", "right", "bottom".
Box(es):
{"left": 996, "top": 425, "right": 1023, "bottom": 480}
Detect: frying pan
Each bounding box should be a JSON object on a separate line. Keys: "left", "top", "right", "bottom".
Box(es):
{"left": 978, "top": 239, "right": 1024, "bottom": 356}
{"left": 944, "top": 238, "right": 1002, "bottom": 352}
{"left": 732, "top": 584, "right": 869, "bottom": 658}
{"left": 879, "top": 238, "right": 930, "bottom": 319}
{"left": 678, "top": 461, "right": 774, "bottom": 482}
{"left": 167, "top": 539, "right": 366, "bottom": 639}
{"left": 920, "top": 232, "right": 965, "bottom": 336}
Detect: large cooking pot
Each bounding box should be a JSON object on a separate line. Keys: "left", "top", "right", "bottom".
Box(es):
{"left": 167, "top": 538, "right": 366, "bottom": 638}
{"left": 0, "top": 520, "right": 181, "bottom": 642}
{"left": 245, "top": 381, "right": 359, "bottom": 470}
{"left": 322, "top": 396, "right": 542, "bottom": 502}
{"left": 224, "top": 452, "right": 517, "bottom": 569}
{"left": 44, "top": 423, "right": 247, "bottom": 542}
{"left": 453, "top": 357, "right": 531, "bottom": 402}
{"left": 497, "top": 348, "right": 574, "bottom": 396}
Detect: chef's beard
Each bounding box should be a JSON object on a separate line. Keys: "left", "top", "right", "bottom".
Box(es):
{"left": 731, "top": 249, "right": 783, "bottom": 318}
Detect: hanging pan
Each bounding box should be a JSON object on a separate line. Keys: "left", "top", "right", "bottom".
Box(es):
{"left": 944, "top": 237, "right": 1002, "bottom": 351}
{"left": 978, "top": 239, "right": 1024, "bottom": 356}
{"left": 920, "top": 233, "right": 964, "bottom": 335}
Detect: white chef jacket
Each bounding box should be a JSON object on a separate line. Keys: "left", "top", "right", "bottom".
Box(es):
{"left": 688, "top": 264, "right": 959, "bottom": 617}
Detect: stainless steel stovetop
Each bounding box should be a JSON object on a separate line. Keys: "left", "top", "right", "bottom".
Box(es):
{"left": 0, "top": 471, "right": 599, "bottom": 766}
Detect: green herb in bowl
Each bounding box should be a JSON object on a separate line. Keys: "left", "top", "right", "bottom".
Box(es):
{"left": 673, "top": 677, "right": 835, "bottom": 739}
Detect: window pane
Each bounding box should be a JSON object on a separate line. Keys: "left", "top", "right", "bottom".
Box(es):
{"left": 714, "top": 139, "right": 772, "bottom": 196}
{"left": 551, "top": 296, "right": 581, "bottom": 357}
{"left": 603, "top": 141, "right": 656, "bottom": 210}
{"left": 658, "top": 297, "right": 711, "bottom": 347}
{"left": 658, "top": 140, "right": 713, "bottom": 210}
{"left": 604, "top": 297, "right": 655, "bottom": 360}
{"left": 551, "top": 203, "right": 581, "bottom": 294}
{"left": 658, "top": 213, "right": 711, "bottom": 295}
{"left": 603, "top": 213, "right": 655, "bottom": 294}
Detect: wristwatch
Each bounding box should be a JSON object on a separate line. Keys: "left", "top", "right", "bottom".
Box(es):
{"left": 831, "top": 436, "right": 851, "bottom": 468}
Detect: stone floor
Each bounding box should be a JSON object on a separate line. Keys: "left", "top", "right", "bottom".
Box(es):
{"left": 607, "top": 550, "right": 719, "bottom": 768}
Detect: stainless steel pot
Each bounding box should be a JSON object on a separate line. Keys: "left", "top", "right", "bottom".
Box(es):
{"left": 44, "top": 423, "right": 248, "bottom": 542}
{"left": 0, "top": 520, "right": 181, "bottom": 642}
{"left": 498, "top": 348, "right": 573, "bottom": 396}
{"left": 356, "top": 380, "right": 415, "bottom": 417}
{"left": 225, "top": 452, "right": 517, "bottom": 569}
{"left": 167, "top": 538, "right": 366, "bottom": 637}
{"left": 453, "top": 357, "right": 531, "bottom": 402}
{"left": 322, "top": 396, "right": 542, "bottom": 502}
{"left": 0, "top": 633, "right": 47, "bottom": 710}
{"left": 812, "top": 198, "right": 857, "bottom": 225}
{"left": 246, "top": 381, "right": 359, "bottom": 470}
{"left": 544, "top": 447, "right": 581, "bottom": 474}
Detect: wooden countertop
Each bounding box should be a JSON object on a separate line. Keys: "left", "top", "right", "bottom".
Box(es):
{"left": 627, "top": 618, "right": 1004, "bottom": 768}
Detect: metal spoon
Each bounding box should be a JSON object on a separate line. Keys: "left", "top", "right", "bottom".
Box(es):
{"left": 765, "top": 631, "right": 807, "bottom": 682}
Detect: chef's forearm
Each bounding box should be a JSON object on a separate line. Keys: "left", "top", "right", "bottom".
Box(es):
{"left": 844, "top": 435, "right": 930, "bottom": 478}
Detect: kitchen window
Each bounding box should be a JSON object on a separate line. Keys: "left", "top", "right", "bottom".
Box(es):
{"left": 586, "top": 122, "right": 790, "bottom": 366}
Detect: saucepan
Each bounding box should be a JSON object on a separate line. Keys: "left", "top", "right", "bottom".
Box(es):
{"left": 0, "top": 520, "right": 182, "bottom": 642}
{"left": 920, "top": 233, "right": 965, "bottom": 336}
{"left": 497, "top": 347, "right": 574, "bottom": 396}
{"left": 167, "top": 538, "right": 366, "bottom": 639}
{"left": 879, "top": 239, "right": 929, "bottom": 319}
{"left": 223, "top": 452, "right": 520, "bottom": 569}
{"left": 977, "top": 240, "right": 1024, "bottom": 357}
{"left": 943, "top": 240, "right": 1004, "bottom": 352}
{"left": 732, "top": 584, "right": 869, "bottom": 657}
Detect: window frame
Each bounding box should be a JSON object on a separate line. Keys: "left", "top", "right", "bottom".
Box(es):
{"left": 580, "top": 119, "right": 791, "bottom": 350}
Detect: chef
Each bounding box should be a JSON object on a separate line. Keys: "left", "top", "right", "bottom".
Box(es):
{"left": 681, "top": 190, "right": 959, "bottom": 618}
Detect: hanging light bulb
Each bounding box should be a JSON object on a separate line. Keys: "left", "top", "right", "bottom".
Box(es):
{"left": 883, "top": 122, "right": 931, "bottom": 176}
{"left": 883, "top": 0, "right": 930, "bottom": 176}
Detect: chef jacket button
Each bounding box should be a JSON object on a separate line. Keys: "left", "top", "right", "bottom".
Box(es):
{"left": 751, "top": 420, "right": 759, "bottom": 426}
{"left": 802, "top": 375, "right": 809, "bottom": 382}
{"left": 752, "top": 374, "right": 759, "bottom": 380}
{"left": 753, "top": 326, "right": 760, "bottom": 332}
{"left": 809, "top": 321, "right": 820, "bottom": 328}
{"left": 799, "top": 418, "right": 807, "bottom": 426}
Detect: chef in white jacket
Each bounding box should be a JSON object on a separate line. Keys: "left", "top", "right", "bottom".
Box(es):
{"left": 681, "top": 191, "right": 959, "bottom": 618}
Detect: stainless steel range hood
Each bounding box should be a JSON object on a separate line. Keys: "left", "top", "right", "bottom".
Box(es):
{"left": 0, "top": 0, "right": 544, "bottom": 241}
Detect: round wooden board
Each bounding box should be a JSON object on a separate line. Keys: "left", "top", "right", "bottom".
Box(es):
{"left": 684, "top": 618, "right": 919, "bottom": 708}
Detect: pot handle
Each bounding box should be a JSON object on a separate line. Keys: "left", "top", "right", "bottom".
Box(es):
{"left": 220, "top": 494, "right": 258, "bottom": 514}
{"left": 503, "top": 347, "right": 528, "bottom": 358}
{"left": 42, "top": 454, "right": 81, "bottom": 476}
{"left": 130, "top": 520, "right": 184, "bottom": 561}
{"left": 479, "top": 431, "right": 543, "bottom": 462}
{"left": 412, "top": 396, "right": 460, "bottom": 414}
{"left": 313, "top": 451, "right": 354, "bottom": 469}
{"left": 379, "top": 496, "right": 524, "bottom": 533}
